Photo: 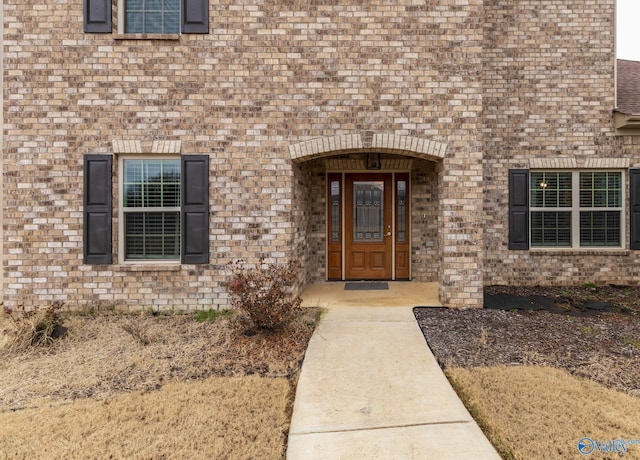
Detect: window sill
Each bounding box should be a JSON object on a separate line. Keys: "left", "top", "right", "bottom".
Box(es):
{"left": 117, "top": 263, "right": 182, "bottom": 272}
{"left": 529, "top": 248, "right": 629, "bottom": 256}
{"left": 113, "top": 34, "right": 180, "bottom": 41}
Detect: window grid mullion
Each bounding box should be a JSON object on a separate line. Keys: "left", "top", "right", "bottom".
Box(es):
{"left": 124, "top": 207, "right": 180, "bottom": 212}
{"left": 571, "top": 171, "right": 580, "bottom": 249}
{"left": 142, "top": 209, "right": 147, "bottom": 257}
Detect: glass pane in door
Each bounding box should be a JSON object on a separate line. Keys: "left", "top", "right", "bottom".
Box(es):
{"left": 353, "top": 181, "right": 384, "bottom": 241}
{"left": 397, "top": 180, "right": 407, "bottom": 242}
{"left": 331, "top": 180, "right": 340, "bottom": 242}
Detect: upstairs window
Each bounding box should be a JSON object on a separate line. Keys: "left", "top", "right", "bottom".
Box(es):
{"left": 84, "top": 0, "right": 209, "bottom": 34}
{"left": 125, "top": 0, "right": 180, "bottom": 34}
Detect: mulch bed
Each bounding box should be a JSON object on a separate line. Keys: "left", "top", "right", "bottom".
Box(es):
{"left": 415, "top": 285, "right": 640, "bottom": 396}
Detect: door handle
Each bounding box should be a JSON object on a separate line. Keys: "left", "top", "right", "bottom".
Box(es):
{"left": 384, "top": 232, "right": 392, "bottom": 237}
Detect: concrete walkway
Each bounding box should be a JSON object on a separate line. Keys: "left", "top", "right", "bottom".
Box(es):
{"left": 287, "top": 283, "right": 500, "bottom": 459}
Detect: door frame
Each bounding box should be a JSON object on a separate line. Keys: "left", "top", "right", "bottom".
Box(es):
{"left": 326, "top": 170, "right": 411, "bottom": 281}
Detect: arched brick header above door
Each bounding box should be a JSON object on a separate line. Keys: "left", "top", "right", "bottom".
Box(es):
{"left": 289, "top": 134, "right": 448, "bottom": 162}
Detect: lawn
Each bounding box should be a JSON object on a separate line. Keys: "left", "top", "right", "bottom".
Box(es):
{"left": 447, "top": 366, "right": 640, "bottom": 459}
{"left": 4, "top": 282, "right": 640, "bottom": 459}
{"left": 416, "top": 284, "right": 640, "bottom": 460}
{"left": 0, "top": 308, "right": 320, "bottom": 459}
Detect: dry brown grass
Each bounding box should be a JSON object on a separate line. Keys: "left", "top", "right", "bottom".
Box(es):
{"left": 0, "top": 376, "right": 289, "bottom": 459}
{"left": 0, "top": 310, "right": 318, "bottom": 410}
{"left": 0, "top": 308, "right": 320, "bottom": 458}
{"left": 447, "top": 366, "right": 640, "bottom": 460}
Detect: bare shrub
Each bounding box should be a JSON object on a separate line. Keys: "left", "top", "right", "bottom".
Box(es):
{"left": 476, "top": 326, "right": 490, "bottom": 347}
{"left": 121, "top": 317, "right": 153, "bottom": 346}
{"left": 3, "top": 302, "right": 67, "bottom": 351}
{"left": 226, "top": 259, "right": 302, "bottom": 332}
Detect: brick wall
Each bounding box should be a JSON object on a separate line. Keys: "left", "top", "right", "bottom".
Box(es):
{"left": 411, "top": 161, "right": 440, "bottom": 282}
{"left": 482, "top": 0, "right": 640, "bottom": 287}
{"left": 8, "top": 0, "right": 632, "bottom": 310}
{"left": 3, "top": 0, "right": 489, "bottom": 309}
{"left": 2, "top": 0, "right": 484, "bottom": 309}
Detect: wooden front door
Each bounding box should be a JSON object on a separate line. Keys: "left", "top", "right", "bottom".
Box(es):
{"left": 344, "top": 173, "right": 393, "bottom": 279}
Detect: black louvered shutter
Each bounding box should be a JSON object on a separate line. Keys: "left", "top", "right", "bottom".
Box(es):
{"left": 630, "top": 169, "right": 640, "bottom": 250}
{"left": 509, "top": 169, "right": 529, "bottom": 250}
{"left": 84, "top": 155, "right": 113, "bottom": 264}
{"left": 182, "top": 0, "right": 209, "bottom": 34}
{"left": 182, "top": 155, "right": 210, "bottom": 264}
{"left": 84, "top": 0, "right": 112, "bottom": 33}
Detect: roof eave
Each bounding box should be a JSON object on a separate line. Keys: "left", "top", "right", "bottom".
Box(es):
{"left": 614, "top": 111, "right": 640, "bottom": 134}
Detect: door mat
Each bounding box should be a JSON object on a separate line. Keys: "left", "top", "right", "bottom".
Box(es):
{"left": 344, "top": 282, "right": 389, "bottom": 291}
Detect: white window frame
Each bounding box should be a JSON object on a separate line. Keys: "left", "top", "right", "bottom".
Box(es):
{"left": 530, "top": 170, "right": 625, "bottom": 249}
{"left": 117, "top": 0, "right": 181, "bottom": 35}
{"left": 118, "top": 155, "right": 182, "bottom": 264}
